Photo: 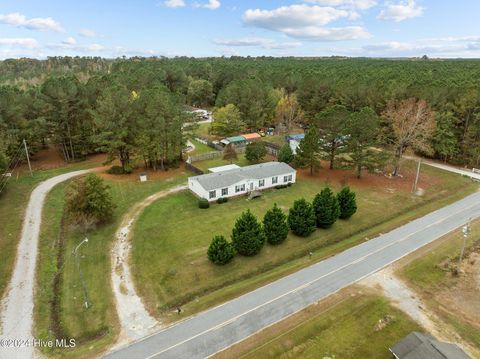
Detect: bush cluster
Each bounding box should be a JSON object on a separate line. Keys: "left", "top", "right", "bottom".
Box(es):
{"left": 216, "top": 197, "right": 228, "bottom": 204}
{"left": 207, "top": 187, "right": 357, "bottom": 265}
{"left": 198, "top": 198, "right": 210, "bottom": 209}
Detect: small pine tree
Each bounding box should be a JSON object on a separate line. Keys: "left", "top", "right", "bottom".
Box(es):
{"left": 337, "top": 186, "right": 357, "bottom": 219}
{"left": 223, "top": 143, "right": 238, "bottom": 164}
{"left": 66, "top": 174, "right": 115, "bottom": 230}
{"left": 207, "top": 235, "right": 235, "bottom": 265}
{"left": 287, "top": 199, "right": 316, "bottom": 237}
{"left": 313, "top": 187, "right": 340, "bottom": 229}
{"left": 231, "top": 209, "right": 265, "bottom": 256}
{"left": 278, "top": 143, "right": 294, "bottom": 164}
{"left": 263, "top": 203, "right": 289, "bottom": 245}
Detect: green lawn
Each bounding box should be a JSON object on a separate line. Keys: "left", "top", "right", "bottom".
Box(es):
{"left": 0, "top": 158, "right": 103, "bottom": 301}
{"left": 194, "top": 122, "right": 211, "bottom": 137}
{"left": 233, "top": 294, "right": 422, "bottom": 359}
{"left": 131, "top": 162, "right": 478, "bottom": 321}
{"left": 193, "top": 153, "right": 274, "bottom": 172}
{"left": 34, "top": 171, "right": 188, "bottom": 358}
{"left": 399, "top": 221, "right": 480, "bottom": 353}
{"left": 187, "top": 139, "right": 216, "bottom": 156}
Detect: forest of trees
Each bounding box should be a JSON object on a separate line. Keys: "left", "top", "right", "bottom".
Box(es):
{"left": 1, "top": 56, "right": 479, "bottom": 177}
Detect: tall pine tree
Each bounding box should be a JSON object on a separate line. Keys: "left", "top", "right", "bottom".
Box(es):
{"left": 337, "top": 187, "right": 357, "bottom": 219}
{"left": 295, "top": 127, "right": 320, "bottom": 174}
{"left": 263, "top": 203, "right": 289, "bottom": 245}
{"left": 313, "top": 187, "right": 340, "bottom": 228}
{"left": 231, "top": 209, "right": 265, "bottom": 256}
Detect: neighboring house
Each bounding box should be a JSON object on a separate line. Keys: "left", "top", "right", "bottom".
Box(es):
{"left": 220, "top": 135, "right": 246, "bottom": 147}
{"left": 285, "top": 133, "right": 305, "bottom": 155}
{"left": 241, "top": 133, "right": 262, "bottom": 141}
{"left": 390, "top": 332, "right": 471, "bottom": 359}
{"left": 188, "top": 162, "right": 296, "bottom": 201}
{"left": 220, "top": 133, "right": 261, "bottom": 146}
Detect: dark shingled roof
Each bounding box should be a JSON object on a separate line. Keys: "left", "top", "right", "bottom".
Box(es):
{"left": 390, "top": 332, "right": 471, "bottom": 359}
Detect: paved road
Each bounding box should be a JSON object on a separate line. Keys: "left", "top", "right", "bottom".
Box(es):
{"left": 104, "top": 190, "right": 480, "bottom": 359}
{"left": 0, "top": 169, "right": 93, "bottom": 359}
{"left": 423, "top": 161, "right": 480, "bottom": 181}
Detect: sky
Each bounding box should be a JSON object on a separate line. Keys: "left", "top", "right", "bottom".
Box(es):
{"left": 1, "top": 0, "right": 480, "bottom": 59}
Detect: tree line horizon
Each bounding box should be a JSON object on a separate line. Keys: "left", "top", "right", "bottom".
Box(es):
{"left": 0, "top": 56, "right": 479, "bottom": 180}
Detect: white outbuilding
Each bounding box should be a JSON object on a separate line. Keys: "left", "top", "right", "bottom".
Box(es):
{"left": 188, "top": 162, "right": 296, "bottom": 201}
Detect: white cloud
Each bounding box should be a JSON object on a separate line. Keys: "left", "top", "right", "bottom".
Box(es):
{"left": 194, "top": 0, "right": 221, "bottom": 10}
{"left": 213, "top": 37, "right": 301, "bottom": 49}
{"left": 360, "top": 36, "right": 480, "bottom": 57}
{"left": 284, "top": 26, "right": 370, "bottom": 41}
{"left": 0, "top": 37, "right": 39, "bottom": 49}
{"left": 62, "top": 37, "right": 77, "bottom": 46}
{"left": 244, "top": 5, "right": 349, "bottom": 28}
{"left": 377, "top": 0, "right": 423, "bottom": 22}
{"left": 164, "top": 0, "right": 186, "bottom": 8}
{"left": 0, "top": 12, "right": 64, "bottom": 32}
{"left": 79, "top": 28, "right": 97, "bottom": 38}
{"left": 303, "top": 0, "right": 377, "bottom": 10}
{"left": 243, "top": 5, "right": 370, "bottom": 41}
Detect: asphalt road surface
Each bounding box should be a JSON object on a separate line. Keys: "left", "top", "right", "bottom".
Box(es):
{"left": 104, "top": 190, "right": 480, "bottom": 359}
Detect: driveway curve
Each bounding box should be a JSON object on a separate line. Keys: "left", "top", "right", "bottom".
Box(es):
{"left": 0, "top": 169, "right": 95, "bottom": 359}
{"left": 111, "top": 184, "right": 187, "bottom": 347}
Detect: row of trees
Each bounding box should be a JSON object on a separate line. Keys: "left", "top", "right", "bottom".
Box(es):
{"left": 207, "top": 187, "right": 357, "bottom": 265}
{"left": 0, "top": 72, "right": 189, "bottom": 176}
{"left": 1, "top": 56, "right": 479, "bottom": 181}
{"left": 293, "top": 99, "right": 435, "bottom": 177}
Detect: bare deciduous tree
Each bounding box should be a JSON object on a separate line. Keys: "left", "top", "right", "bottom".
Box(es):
{"left": 274, "top": 90, "right": 303, "bottom": 134}
{"left": 383, "top": 98, "right": 436, "bottom": 176}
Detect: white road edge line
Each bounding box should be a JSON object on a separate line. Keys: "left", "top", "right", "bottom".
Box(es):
{"left": 140, "top": 199, "right": 480, "bottom": 359}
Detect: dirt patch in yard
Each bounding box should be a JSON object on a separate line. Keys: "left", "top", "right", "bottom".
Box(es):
{"left": 17, "top": 146, "right": 107, "bottom": 173}
{"left": 296, "top": 159, "right": 440, "bottom": 194}
{"left": 436, "top": 250, "right": 480, "bottom": 327}
{"left": 99, "top": 164, "right": 187, "bottom": 183}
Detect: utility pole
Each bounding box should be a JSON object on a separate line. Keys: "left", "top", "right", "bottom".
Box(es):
{"left": 412, "top": 159, "right": 421, "bottom": 193}
{"left": 23, "top": 139, "right": 33, "bottom": 177}
{"left": 458, "top": 218, "right": 472, "bottom": 270}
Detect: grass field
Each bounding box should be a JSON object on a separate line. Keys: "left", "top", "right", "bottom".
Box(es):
{"left": 131, "top": 162, "right": 479, "bottom": 322}
{"left": 399, "top": 221, "right": 480, "bottom": 354}
{"left": 0, "top": 156, "right": 104, "bottom": 301}
{"left": 193, "top": 153, "right": 274, "bottom": 172}
{"left": 187, "top": 139, "right": 216, "bottom": 156}
{"left": 34, "top": 170, "right": 188, "bottom": 358}
{"left": 216, "top": 292, "right": 422, "bottom": 359}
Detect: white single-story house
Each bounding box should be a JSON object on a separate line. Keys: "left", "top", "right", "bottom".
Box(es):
{"left": 188, "top": 162, "right": 296, "bottom": 201}
{"left": 286, "top": 133, "right": 305, "bottom": 155}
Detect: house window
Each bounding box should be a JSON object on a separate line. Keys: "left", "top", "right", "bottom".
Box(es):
{"left": 235, "top": 184, "right": 245, "bottom": 193}
{"left": 209, "top": 190, "right": 216, "bottom": 199}
{"left": 284, "top": 174, "right": 293, "bottom": 183}
{"left": 222, "top": 188, "right": 228, "bottom": 196}
{"left": 288, "top": 174, "right": 293, "bottom": 181}
{"left": 283, "top": 175, "right": 288, "bottom": 183}
{"left": 259, "top": 179, "right": 265, "bottom": 187}
{"left": 272, "top": 176, "right": 278, "bottom": 184}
